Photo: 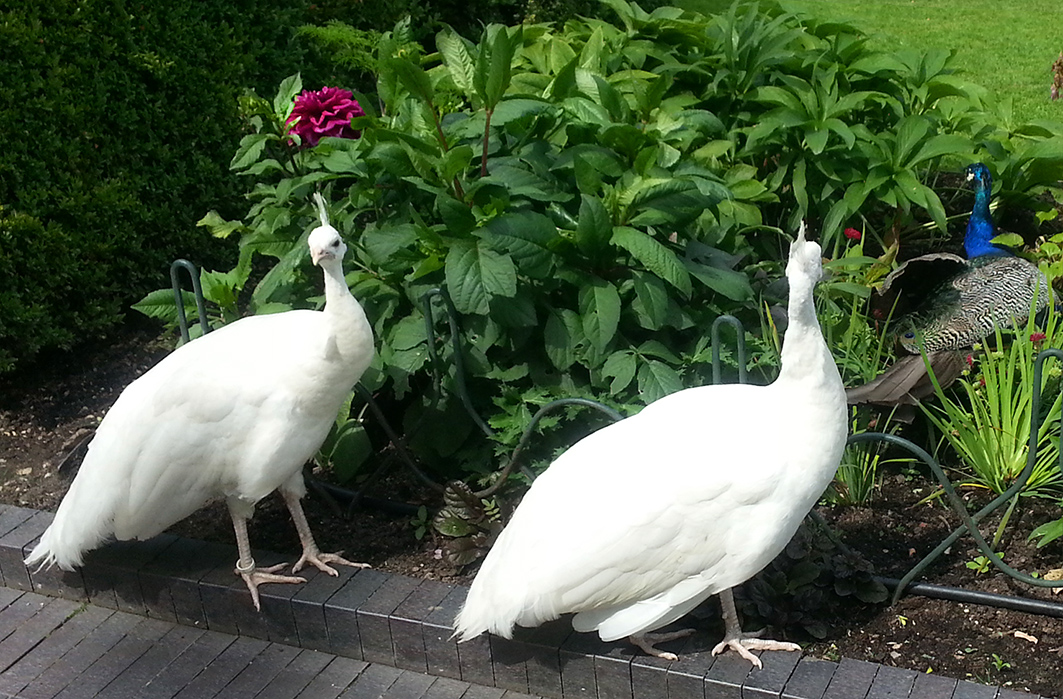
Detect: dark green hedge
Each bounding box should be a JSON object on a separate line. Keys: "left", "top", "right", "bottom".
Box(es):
{"left": 0, "top": 0, "right": 318, "bottom": 371}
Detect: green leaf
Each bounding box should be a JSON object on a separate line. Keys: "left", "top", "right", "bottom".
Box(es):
{"left": 328, "top": 422, "right": 372, "bottom": 484}
{"left": 389, "top": 313, "right": 427, "bottom": 351}
{"left": 230, "top": 133, "right": 275, "bottom": 171}
{"left": 386, "top": 57, "right": 435, "bottom": 105}
{"left": 481, "top": 211, "right": 557, "bottom": 278}
{"left": 475, "top": 25, "right": 518, "bottom": 109}
{"left": 273, "top": 73, "right": 302, "bottom": 120}
{"left": 576, "top": 195, "right": 612, "bottom": 258}
{"left": 631, "top": 271, "right": 669, "bottom": 330}
{"left": 991, "top": 232, "right": 1025, "bottom": 248}
{"left": 1031, "top": 518, "right": 1063, "bottom": 548}
{"left": 437, "top": 29, "right": 477, "bottom": 102}
{"left": 579, "top": 277, "right": 621, "bottom": 352}
{"left": 132, "top": 288, "right": 194, "bottom": 324}
{"left": 603, "top": 350, "right": 637, "bottom": 395}
{"left": 197, "top": 211, "right": 244, "bottom": 239}
{"left": 445, "top": 241, "right": 518, "bottom": 315}
{"left": 611, "top": 226, "right": 692, "bottom": 297}
{"left": 544, "top": 307, "right": 583, "bottom": 370}
{"left": 637, "top": 359, "right": 683, "bottom": 404}
{"left": 683, "top": 259, "right": 753, "bottom": 302}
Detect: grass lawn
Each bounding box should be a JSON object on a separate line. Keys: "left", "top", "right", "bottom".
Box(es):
{"left": 675, "top": 0, "right": 1063, "bottom": 125}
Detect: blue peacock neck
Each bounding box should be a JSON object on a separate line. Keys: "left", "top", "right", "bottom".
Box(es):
{"left": 964, "top": 177, "right": 1010, "bottom": 259}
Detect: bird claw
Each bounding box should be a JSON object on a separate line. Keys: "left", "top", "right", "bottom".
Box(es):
{"left": 291, "top": 548, "right": 370, "bottom": 576}
{"left": 629, "top": 629, "right": 695, "bottom": 661}
{"left": 236, "top": 563, "right": 307, "bottom": 611}
{"left": 711, "top": 632, "right": 801, "bottom": 668}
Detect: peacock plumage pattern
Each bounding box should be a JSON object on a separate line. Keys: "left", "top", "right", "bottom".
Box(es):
{"left": 894, "top": 254, "right": 1050, "bottom": 354}
{"left": 847, "top": 163, "right": 1052, "bottom": 408}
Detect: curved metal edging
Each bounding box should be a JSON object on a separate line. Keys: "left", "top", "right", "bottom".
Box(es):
{"left": 711, "top": 314, "right": 747, "bottom": 385}
{"left": 851, "top": 350, "right": 1063, "bottom": 603}
{"left": 169, "top": 259, "right": 210, "bottom": 344}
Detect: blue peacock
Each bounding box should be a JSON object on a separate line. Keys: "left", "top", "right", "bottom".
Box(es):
{"left": 847, "top": 163, "right": 1053, "bottom": 407}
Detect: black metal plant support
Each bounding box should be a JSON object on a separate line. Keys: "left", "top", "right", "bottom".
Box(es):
{"left": 169, "top": 259, "right": 210, "bottom": 343}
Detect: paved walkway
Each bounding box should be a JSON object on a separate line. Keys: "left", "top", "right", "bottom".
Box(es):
{"left": 0, "top": 503, "right": 1048, "bottom": 699}
{"left": 0, "top": 588, "right": 539, "bottom": 699}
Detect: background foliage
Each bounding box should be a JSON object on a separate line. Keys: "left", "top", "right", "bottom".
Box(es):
{"left": 0, "top": 0, "right": 614, "bottom": 373}
{"left": 143, "top": 0, "right": 1063, "bottom": 490}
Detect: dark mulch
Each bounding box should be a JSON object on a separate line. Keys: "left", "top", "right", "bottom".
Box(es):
{"left": 1, "top": 322, "right": 1061, "bottom": 697}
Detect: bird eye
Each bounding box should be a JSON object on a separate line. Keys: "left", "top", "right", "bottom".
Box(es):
{"left": 330, "top": 240, "right": 340, "bottom": 248}
{"left": 903, "top": 332, "right": 915, "bottom": 339}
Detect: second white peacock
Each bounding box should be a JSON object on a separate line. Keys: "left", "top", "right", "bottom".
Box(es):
{"left": 453, "top": 222, "right": 847, "bottom": 666}
{"left": 25, "top": 194, "right": 375, "bottom": 610}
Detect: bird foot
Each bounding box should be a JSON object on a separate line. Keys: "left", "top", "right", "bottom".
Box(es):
{"left": 235, "top": 562, "right": 307, "bottom": 611}
{"left": 711, "top": 630, "right": 800, "bottom": 668}
{"left": 291, "top": 548, "right": 370, "bottom": 576}
{"left": 629, "top": 629, "right": 695, "bottom": 661}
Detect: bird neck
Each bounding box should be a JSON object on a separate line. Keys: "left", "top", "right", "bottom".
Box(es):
{"left": 321, "top": 261, "right": 373, "bottom": 364}
{"left": 777, "top": 276, "right": 837, "bottom": 385}
{"left": 965, "top": 185, "right": 1009, "bottom": 259}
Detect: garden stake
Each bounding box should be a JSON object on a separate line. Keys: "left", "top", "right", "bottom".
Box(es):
{"left": 169, "top": 258, "right": 210, "bottom": 343}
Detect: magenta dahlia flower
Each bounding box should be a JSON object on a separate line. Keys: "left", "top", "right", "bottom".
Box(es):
{"left": 284, "top": 86, "right": 365, "bottom": 148}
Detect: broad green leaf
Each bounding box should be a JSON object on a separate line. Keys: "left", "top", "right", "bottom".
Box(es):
{"left": 251, "top": 240, "right": 306, "bottom": 309}
{"left": 602, "top": 350, "right": 637, "bottom": 395}
{"left": 445, "top": 241, "right": 517, "bottom": 315}
{"left": 481, "top": 211, "right": 557, "bottom": 278}
{"left": 437, "top": 195, "right": 476, "bottom": 236}
{"left": 475, "top": 25, "right": 518, "bottom": 109}
{"left": 490, "top": 98, "right": 553, "bottom": 126}
{"left": 386, "top": 57, "right": 435, "bottom": 105}
{"left": 230, "top": 133, "right": 275, "bottom": 171}
{"left": 490, "top": 293, "right": 537, "bottom": 328}
{"left": 631, "top": 271, "right": 669, "bottom": 330}
{"left": 992, "top": 232, "right": 1025, "bottom": 248}
{"left": 684, "top": 260, "right": 753, "bottom": 302}
{"left": 579, "top": 277, "right": 621, "bottom": 352}
{"left": 389, "top": 313, "right": 427, "bottom": 351}
{"left": 131, "top": 288, "right": 194, "bottom": 324}
{"left": 611, "top": 226, "right": 692, "bottom": 297}
{"left": 576, "top": 195, "right": 612, "bottom": 258}
{"left": 544, "top": 307, "right": 583, "bottom": 370}
{"left": 197, "top": 211, "right": 244, "bottom": 239}
{"left": 199, "top": 269, "right": 241, "bottom": 310}
{"left": 637, "top": 359, "right": 683, "bottom": 404}
{"left": 437, "top": 29, "right": 477, "bottom": 102}
{"left": 328, "top": 422, "right": 372, "bottom": 484}
{"left": 273, "top": 73, "right": 302, "bottom": 120}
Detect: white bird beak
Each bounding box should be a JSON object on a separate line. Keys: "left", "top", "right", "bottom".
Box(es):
{"left": 311, "top": 248, "right": 332, "bottom": 266}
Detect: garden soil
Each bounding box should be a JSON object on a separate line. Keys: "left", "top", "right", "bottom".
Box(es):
{"left": 1, "top": 321, "right": 1060, "bottom": 697}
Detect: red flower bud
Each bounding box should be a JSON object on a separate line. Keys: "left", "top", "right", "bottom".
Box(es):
{"left": 843, "top": 227, "right": 862, "bottom": 241}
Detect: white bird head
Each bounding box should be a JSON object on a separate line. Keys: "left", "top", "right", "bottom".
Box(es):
{"left": 785, "top": 221, "right": 823, "bottom": 284}
{"left": 308, "top": 193, "right": 347, "bottom": 266}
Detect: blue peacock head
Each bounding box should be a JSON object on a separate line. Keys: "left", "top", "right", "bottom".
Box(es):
{"left": 963, "top": 163, "right": 1010, "bottom": 259}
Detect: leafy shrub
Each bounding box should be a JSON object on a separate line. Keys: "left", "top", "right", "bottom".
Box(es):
{"left": 144, "top": 1, "right": 1063, "bottom": 488}
{"left": 0, "top": 209, "right": 114, "bottom": 372}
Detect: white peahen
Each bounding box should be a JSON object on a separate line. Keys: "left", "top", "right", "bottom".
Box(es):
{"left": 453, "top": 223, "right": 847, "bottom": 666}
{"left": 25, "top": 194, "right": 375, "bottom": 609}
